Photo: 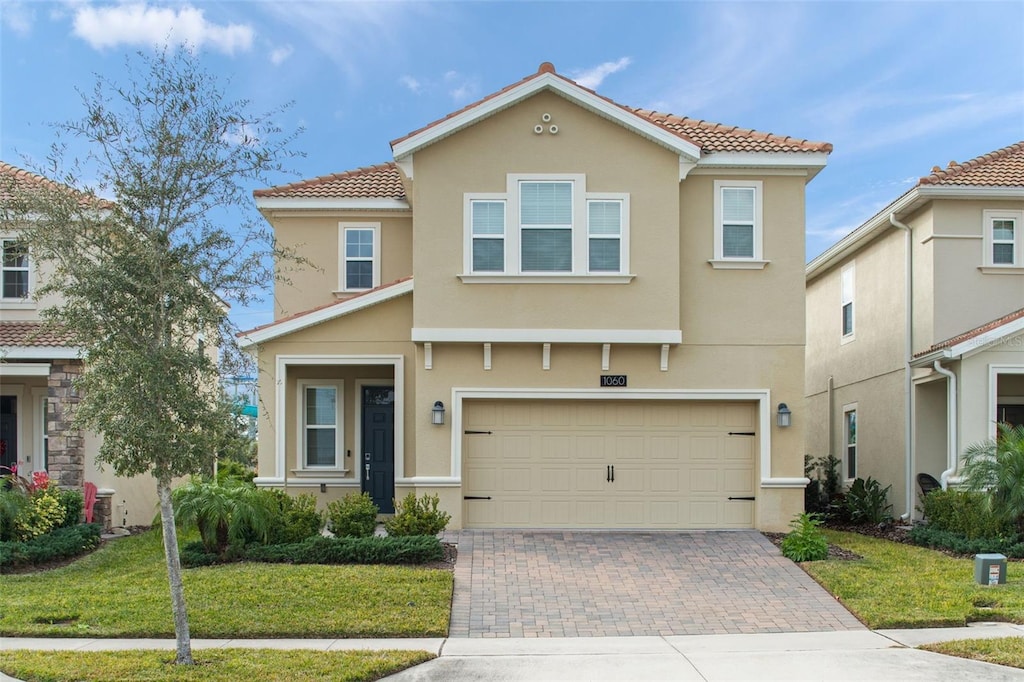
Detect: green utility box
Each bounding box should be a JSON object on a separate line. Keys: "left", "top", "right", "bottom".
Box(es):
{"left": 975, "top": 553, "right": 1007, "bottom": 585}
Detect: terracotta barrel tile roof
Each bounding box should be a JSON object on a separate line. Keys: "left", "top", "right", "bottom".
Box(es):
{"left": 0, "top": 160, "right": 113, "bottom": 208}
{"left": 629, "top": 110, "right": 833, "bottom": 154}
{"left": 0, "top": 321, "right": 77, "bottom": 348}
{"left": 915, "top": 307, "right": 1024, "bottom": 356}
{"left": 918, "top": 141, "right": 1024, "bottom": 187}
{"left": 253, "top": 163, "right": 405, "bottom": 200}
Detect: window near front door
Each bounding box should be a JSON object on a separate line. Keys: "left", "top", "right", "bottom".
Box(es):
{"left": 301, "top": 383, "right": 342, "bottom": 468}
{"left": 712, "top": 180, "right": 765, "bottom": 268}
{"left": 844, "top": 408, "right": 857, "bottom": 480}
{"left": 339, "top": 223, "right": 380, "bottom": 292}
{"left": 1, "top": 239, "right": 29, "bottom": 299}
{"left": 841, "top": 262, "right": 855, "bottom": 340}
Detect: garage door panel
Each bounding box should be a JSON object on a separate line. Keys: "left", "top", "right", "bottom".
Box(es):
{"left": 463, "top": 400, "right": 757, "bottom": 529}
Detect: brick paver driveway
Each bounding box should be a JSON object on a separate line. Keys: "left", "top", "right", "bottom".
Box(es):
{"left": 447, "top": 530, "right": 863, "bottom": 637}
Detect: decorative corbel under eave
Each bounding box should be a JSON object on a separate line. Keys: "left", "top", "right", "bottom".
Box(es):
{"left": 660, "top": 344, "right": 669, "bottom": 371}
{"left": 601, "top": 344, "right": 611, "bottom": 372}
{"left": 423, "top": 342, "right": 432, "bottom": 370}
{"left": 542, "top": 343, "right": 551, "bottom": 370}
{"left": 483, "top": 343, "right": 492, "bottom": 371}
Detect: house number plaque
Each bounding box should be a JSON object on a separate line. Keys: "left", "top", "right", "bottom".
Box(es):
{"left": 600, "top": 375, "right": 627, "bottom": 387}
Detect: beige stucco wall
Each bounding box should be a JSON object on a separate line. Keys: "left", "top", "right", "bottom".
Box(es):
{"left": 269, "top": 213, "right": 413, "bottom": 319}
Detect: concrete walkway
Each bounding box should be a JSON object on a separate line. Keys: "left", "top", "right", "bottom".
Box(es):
{"left": 450, "top": 530, "right": 863, "bottom": 637}
{"left": 4, "top": 625, "right": 1024, "bottom": 681}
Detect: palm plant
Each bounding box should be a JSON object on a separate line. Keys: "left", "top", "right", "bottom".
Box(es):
{"left": 171, "top": 479, "right": 274, "bottom": 555}
{"left": 961, "top": 423, "right": 1024, "bottom": 532}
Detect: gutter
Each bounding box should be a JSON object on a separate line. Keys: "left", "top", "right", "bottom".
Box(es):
{"left": 932, "top": 360, "right": 959, "bottom": 489}
{"left": 889, "top": 213, "right": 914, "bottom": 521}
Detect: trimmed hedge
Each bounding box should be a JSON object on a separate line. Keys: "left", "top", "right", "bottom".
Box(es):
{"left": 909, "top": 524, "right": 1024, "bottom": 558}
{"left": 0, "top": 523, "right": 102, "bottom": 572}
{"left": 203, "top": 535, "right": 444, "bottom": 568}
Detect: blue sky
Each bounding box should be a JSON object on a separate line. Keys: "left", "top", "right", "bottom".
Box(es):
{"left": 2, "top": 1, "right": 1023, "bottom": 329}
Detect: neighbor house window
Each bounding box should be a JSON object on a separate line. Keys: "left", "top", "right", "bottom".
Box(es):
{"left": 339, "top": 223, "right": 380, "bottom": 291}
{"left": 299, "top": 381, "right": 343, "bottom": 469}
{"left": 462, "top": 175, "right": 630, "bottom": 278}
{"left": 984, "top": 210, "right": 1022, "bottom": 268}
{"left": 841, "top": 262, "right": 855, "bottom": 340}
{"left": 712, "top": 180, "right": 765, "bottom": 268}
{"left": 844, "top": 407, "right": 857, "bottom": 480}
{"left": 1, "top": 239, "right": 29, "bottom": 299}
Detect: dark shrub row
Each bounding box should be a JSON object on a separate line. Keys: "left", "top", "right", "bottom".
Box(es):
{"left": 181, "top": 534, "right": 443, "bottom": 568}
{"left": 0, "top": 523, "right": 102, "bottom": 572}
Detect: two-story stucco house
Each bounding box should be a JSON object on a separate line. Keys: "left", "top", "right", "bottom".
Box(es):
{"left": 0, "top": 161, "right": 164, "bottom": 529}
{"left": 806, "top": 142, "right": 1024, "bottom": 521}
{"left": 241, "top": 63, "right": 832, "bottom": 532}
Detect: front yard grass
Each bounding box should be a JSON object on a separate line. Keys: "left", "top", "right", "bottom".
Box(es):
{"left": 921, "top": 638, "right": 1024, "bottom": 669}
{"left": 803, "top": 530, "right": 1024, "bottom": 629}
{"left": 0, "top": 530, "right": 452, "bottom": 638}
{"left": 0, "top": 648, "right": 434, "bottom": 682}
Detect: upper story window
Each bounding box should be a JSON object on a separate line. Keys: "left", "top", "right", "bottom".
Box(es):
{"left": 983, "top": 210, "right": 1022, "bottom": 268}
{"left": 339, "top": 223, "right": 380, "bottom": 292}
{"left": 2, "top": 239, "right": 30, "bottom": 299}
{"left": 462, "top": 174, "right": 631, "bottom": 282}
{"left": 711, "top": 180, "right": 767, "bottom": 270}
{"left": 841, "top": 261, "right": 855, "bottom": 342}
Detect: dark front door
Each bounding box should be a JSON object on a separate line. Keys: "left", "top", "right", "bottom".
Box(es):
{"left": 0, "top": 396, "right": 17, "bottom": 475}
{"left": 361, "top": 386, "right": 395, "bottom": 514}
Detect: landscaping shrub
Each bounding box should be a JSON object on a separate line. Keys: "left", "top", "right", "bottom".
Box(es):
{"left": 231, "top": 535, "right": 443, "bottom": 567}
{"left": 14, "top": 474, "right": 67, "bottom": 541}
{"left": 256, "top": 490, "right": 324, "bottom": 546}
{"left": 844, "top": 476, "right": 893, "bottom": 525}
{"left": 171, "top": 478, "right": 275, "bottom": 555}
{"left": 909, "top": 524, "right": 1024, "bottom": 558}
{"left": 216, "top": 459, "right": 256, "bottom": 485}
{"left": 920, "top": 489, "right": 1012, "bottom": 539}
{"left": 0, "top": 485, "right": 29, "bottom": 542}
{"left": 179, "top": 540, "right": 222, "bottom": 567}
{"left": 961, "top": 423, "right": 1024, "bottom": 532}
{"left": 326, "top": 492, "right": 379, "bottom": 538}
{"left": 384, "top": 493, "right": 451, "bottom": 537}
{"left": 0, "top": 523, "right": 102, "bottom": 572}
{"left": 58, "top": 489, "right": 85, "bottom": 528}
{"left": 804, "top": 454, "right": 841, "bottom": 516}
{"left": 781, "top": 512, "right": 829, "bottom": 562}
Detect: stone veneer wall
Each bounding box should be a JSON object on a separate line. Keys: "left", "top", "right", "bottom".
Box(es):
{"left": 47, "top": 359, "right": 85, "bottom": 489}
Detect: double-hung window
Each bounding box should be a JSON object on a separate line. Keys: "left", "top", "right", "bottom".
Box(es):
{"left": 520, "top": 181, "right": 573, "bottom": 272}
{"left": 299, "top": 381, "right": 343, "bottom": 469}
{"left": 339, "top": 223, "right": 380, "bottom": 292}
{"left": 470, "top": 199, "right": 505, "bottom": 272}
{"left": 712, "top": 180, "right": 766, "bottom": 269}
{"left": 587, "top": 200, "right": 622, "bottom": 272}
{"left": 841, "top": 262, "right": 855, "bottom": 341}
{"left": 1, "top": 239, "right": 29, "bottom": 299}
{"left": 844, "top": 407, "right": 857, "bottom": 480}
{"left": 983, "top": 210, "right": 1022, "bottom": 269}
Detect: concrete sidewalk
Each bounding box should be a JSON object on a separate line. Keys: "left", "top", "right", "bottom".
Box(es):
{"left": 4, "top": 624, "right": 1024, "bottom": 681}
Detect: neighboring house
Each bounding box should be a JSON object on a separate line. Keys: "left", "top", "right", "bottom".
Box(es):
{"left": 806, "top": 142, "right": 1024, "bottom": 521}
{"left": 0, "top": 161, "right": 160, "bottom": 529}
{"left": 240, "top": 63, "right": 832, "bottom": 531}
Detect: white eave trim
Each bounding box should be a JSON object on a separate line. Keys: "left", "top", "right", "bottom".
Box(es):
{"left": 0, "top": 346, "right": 82, "bottom": 360}
{"left": 239, "top": 279, "right": 413, "bottom": 348}
{"left": 0, "top": 362, "right": 52, "bottom": 376}
{"left": 391, "top": 72, "right": 701, "bottom": 162}
{"left": 699, "top": 151, "right": 829, "bottom": 172}
{"left": 255, "top": 197, "right": 410, "bottom": 211}
{"left": 912, "top": 316, "right": 1024, "bottom": 366}
{"left": 412, "top": 328, "right": 682, "bottom": 344}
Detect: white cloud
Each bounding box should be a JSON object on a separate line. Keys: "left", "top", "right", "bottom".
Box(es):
{"left": 221, "top": 122, "right": 259, "bottom": 147}
{"left": 71, "top": 3, "right": 254, "bottom": 55}
{"left": 443, "top": 70, "right": 478, "bottom": 103}
{"left": 399, "top": 75, "right": 422, "bottom": 94}
{"left": 2, "top": 2, "right": 35, "bottom": 35}
{"left": 571, "top": 57, "right": 632, "bottom": 90}
{"left": 269, "top": 44, "right": 294, "bottom": 65}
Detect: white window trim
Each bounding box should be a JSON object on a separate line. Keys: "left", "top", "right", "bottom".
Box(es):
{"left": 297, "top": 379, "right": 344, "bottom": 471}
{"left": 843, "top": 403, "right": 858, "bottom": 482}
{"left": 338, "top": 222, "right": 380, "bottom": 292}
{"left": 0, "top": 235, "right": 35, "bottom": 307}
{"left": 459, "top": 174, "right": 633, "bottom": 280}
{"left": 841, "top": 261, "right": 855, "bottom": 344}
{"left": 982, "top": 209, "right": 1023, "bottom": 269}
{"left": 710, "top": 180, "right": 768, "bottom": 269}
{"left": 31, "top": 387, "right": 48, "bottom": 473}
{"left": 988, "top": 364, "right": 1024, "bottom": 441}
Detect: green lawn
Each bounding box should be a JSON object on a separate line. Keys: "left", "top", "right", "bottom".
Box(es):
{"left": 922, "top": 637, "right": 1024, "bottom": 670}
{"left": 803, "top": 530, "right": 1024, "bottom": 629}
{"left": 0, "top": 530, "right": 452, "bottom": 638}
{"left": 0, "top": 649, "right": 434, "bottom": 682}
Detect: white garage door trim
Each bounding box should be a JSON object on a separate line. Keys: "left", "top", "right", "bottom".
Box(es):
{"left": 449, "top": 388, "right": 801, "bottom": 489}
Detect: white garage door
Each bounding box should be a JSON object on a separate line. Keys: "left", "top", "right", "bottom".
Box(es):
{"left": 462, "top": 400, "right": 757, "bottom": 529}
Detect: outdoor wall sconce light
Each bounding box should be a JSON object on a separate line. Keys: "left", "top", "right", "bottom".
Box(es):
{"left": 777, "top": 403, "right": 792, "bottom": 428}
{"left": 432, "top": 400, "right": 446, "bottom": 425}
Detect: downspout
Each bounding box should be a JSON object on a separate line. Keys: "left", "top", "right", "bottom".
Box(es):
{"left": 889, "top": 214, "right": 914, "bottom": 519}
{"left": 827, "top": 375, "right": 834, "bottom": 459}
{"left": 933, "top": 360, "right": 958, "bottom": 489}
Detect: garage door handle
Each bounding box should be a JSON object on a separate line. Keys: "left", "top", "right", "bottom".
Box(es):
{"left": 728, "top": 432, "right": 756, "bottom": 436}
{"left": 464, "top": 430, "right": 492, "bottom": 435}
{"left": 728, "top": 496, "right": 755, "bottom": 501}
{"left": 606, "top": 465, "right": 615, "bottom": 482}
{"left": 464, "top": 496, "right": 492, "bottom": 500}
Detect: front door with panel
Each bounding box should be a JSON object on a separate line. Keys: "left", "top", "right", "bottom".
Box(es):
{"left": 361, "top": 386, "right": 395, "bottom": 514}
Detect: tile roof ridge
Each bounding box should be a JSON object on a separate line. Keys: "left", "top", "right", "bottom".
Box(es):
{"left": 628, "top": 109, "right": 833, "bottom": 153}
{"left": 918, "top": 141, "right": 1024, "bottom": 186}
{"left": 915, "top": 306, "right": 1024, "bottom": 355}
{"left": 237, "top": 276, "right": 412, "bottom": 337}
{"left": 254, "top": 162, "right": 398, "bottom": 197}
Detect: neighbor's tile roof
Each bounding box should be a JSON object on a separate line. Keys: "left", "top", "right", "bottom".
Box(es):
{"left": 0, "top": 161, "right": 113, "bottom": 209}
{"left": 256, "top": 63, "right": 831, "bottom": 200}
{"left": 253, "top": 163, "right": 405, "bottom": 199}
{"left": 918, "top": 141, "right": 1024, "bottom": 187}
{"left": 915, "top": 307, "right": 1024, "bottom": 356}
{"left": 0, "top": 321, "right": 77, "bottom": 348}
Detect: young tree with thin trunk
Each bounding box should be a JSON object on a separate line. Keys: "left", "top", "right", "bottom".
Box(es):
{"left": 1, "top": 48, "right": 301, "bottom": 665}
